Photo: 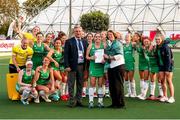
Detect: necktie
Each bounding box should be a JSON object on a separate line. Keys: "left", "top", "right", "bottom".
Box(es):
{"left": 78, "top": 39, "right": 83, "bottom": 51}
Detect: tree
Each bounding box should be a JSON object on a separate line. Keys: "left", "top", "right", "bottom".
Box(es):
{"left": 0, "top": 0, "right": 19, "bottom": 35}
{"left": 80, "top": 10, "right": 109, "bottom": 32}
{"left": 23, "top": 0, "right": 55, "bottom": 18}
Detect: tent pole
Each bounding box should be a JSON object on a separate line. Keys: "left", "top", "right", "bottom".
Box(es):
{"left": 69, "top": 0, "right": 72, "bottom": 37}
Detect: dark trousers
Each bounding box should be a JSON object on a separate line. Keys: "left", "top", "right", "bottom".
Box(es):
{"left": 9, "top": 64, "right": 25, "bottom": 73}
{"left": 108, "top": 64, "right": 125, "bottom": 107}
{"left": 68, "top": 64, "right": 84, "bottom": 103}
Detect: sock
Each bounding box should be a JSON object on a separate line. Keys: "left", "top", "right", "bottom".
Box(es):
{"left": 143, "top": 80, "right": 149, "bottom": 97}
{"left": 105, "top": 86, "right": 109, "bottom": 94}
{"left": 140, "top": 80, "right": 144, "bottom": 94}
{"left": 61, "top": 82, "right": 66, "bottom": 95}
{"left": 125, "top": 80, "right": 131, "bottom": 94}
{"left": 56, "top": 80, "right": 61, "bottom": 86}
{"left": 150, "top": 81, "right": 155, "bottom": 96}
{"left": 93, "top": 87, "right": 96, "bottom": 93}
{"left": 83, "top": 87, "right": 86, "bottom": 94}
{"left": 98, "top": 87, "right": 103, "bottom": 103}
{"left": 39, "top": 90, "right": 47, "bottom": 98}
{"left": 130, "top": 80, "right": 136, "bottom": 96}
{"left": 89, "top": 87, "right": 94, "bottom": 103}
{"left": 158, "top": 83, "right": 163, "bottom": 97}
{"left": 22, "top": 89, "right": 31, "bottom": 100}
{"left": 102, "top": 84, "right": 105, "bottom": 95}
{"left": 93, "top": 87, "right": 97, "bottom": 96}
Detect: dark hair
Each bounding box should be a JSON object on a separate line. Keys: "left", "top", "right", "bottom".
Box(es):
{"left": 58, "top": 31, "right": 66, "bottom": 39}
{"left": 107, "top": 30, "right": 117, "bottom": 39}
{"left": 45, "top": 33, "right": 52, "bottom": 38}
{"left": 134, "top": 32, "right": 142, "bottom": 42}
{"left": 54, "top": 37, "right": 61, "bottom": 43}
{"left": 36, "top": 32, "right": 44, "bottom": 37}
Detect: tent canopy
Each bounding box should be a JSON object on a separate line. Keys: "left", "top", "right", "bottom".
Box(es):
{"left": 24, "top": 0, "right": 180, "bottom": 34}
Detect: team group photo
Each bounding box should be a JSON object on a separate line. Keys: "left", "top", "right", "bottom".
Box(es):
{"left": 0, "top": 0, "right": 180, "bottom": 119}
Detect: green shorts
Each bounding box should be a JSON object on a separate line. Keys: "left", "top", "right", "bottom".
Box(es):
{"left": 149, "top": 66, "right": 159, "bottom": 73}
{"left": 139, "top": 60, "right": 149, "bottom": 71}
{"left": 125, "top": 61, "right": 134, "bottom": 71}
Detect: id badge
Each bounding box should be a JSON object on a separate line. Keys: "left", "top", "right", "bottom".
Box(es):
{"left": 78, "top": 51, "right": 83, "bottom": 59}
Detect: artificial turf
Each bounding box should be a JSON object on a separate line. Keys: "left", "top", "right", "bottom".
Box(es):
{"left": 0, "top": 53, "right": 180, "bottom": 119}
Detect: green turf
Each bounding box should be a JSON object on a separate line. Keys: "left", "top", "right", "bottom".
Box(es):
{"left": 0, "top": 53, "right": 180, "bottom": 119}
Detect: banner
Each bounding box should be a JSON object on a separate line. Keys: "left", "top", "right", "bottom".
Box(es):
{"left": 0, "top": 40, "right": 21, "bottom": 52}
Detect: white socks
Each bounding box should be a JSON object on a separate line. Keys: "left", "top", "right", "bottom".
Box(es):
{"left": 130, "top": 80, "right": 136, "bottom": 96}
{"left": 142, "top": 80, "right": 149, "bottom": 97}
{"left": 158, "top": 83, "right": 163, "bottom": 97}
{"left": 150, "top": 82, "right": 155, "bottom": 96}
{"left": 89, "top": 87, "right": 94, "bottom": 103}
{"left": 83, "top": 87, "right": 86, "bottom": 93}
{"left": 140, "top": 80, "right": 144, "bottom": 94}
{"left": 102, "top": 84, "right": 105, "bottom": 95}
{"left": 98, "top": 87, "right": 103, "bottom": 103}
{"left": 61, "top": 82, "right": 66, "bottom": 95}
{"left": 22, "top": 89, "right": 31, "bottom": 100}
{"left": 125, "top": 80, "right": 131, "bottom": 95}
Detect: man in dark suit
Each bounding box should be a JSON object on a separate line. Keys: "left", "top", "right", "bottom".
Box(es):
{"left": 64, "top": 25, "right": 87, "bottom": 107}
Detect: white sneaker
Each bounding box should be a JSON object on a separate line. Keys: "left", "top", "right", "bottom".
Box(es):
{"left": 34, "top": 96, "right": 40, "bottom": 103}
{"left": 159, "top": 96, "right": 168, "bottom": 102}
{"left": 41, "top": 96, "right": 52, "bottom": 103}
{"left": 137, "top": 94, "right": 146, "bottom": 100}
{"left": 130, "top": 94, "right": 137, "bottom": 98}
{"left": 125, "top": 93, "right": 131, "bottom": 97}
{"left": 167, "top": 97, "right": 175, "bottom": 103}
{"left": 105, "top": 93, "right": 110, "bottom": 98}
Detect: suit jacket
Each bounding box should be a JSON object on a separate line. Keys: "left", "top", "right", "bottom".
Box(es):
{"left": 64, "top": 37, "right": 88, "bottom": 71}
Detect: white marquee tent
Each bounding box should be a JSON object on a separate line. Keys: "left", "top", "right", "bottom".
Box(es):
{"left": 24, "top": 0, "right": 180, "bottom": 35}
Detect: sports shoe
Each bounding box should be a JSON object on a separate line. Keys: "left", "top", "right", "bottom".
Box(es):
{"left": 130, "top": 94, "right": 137, "bottom": 98}
{"left": 66, "top": 94, "right": 69, "bottom": 99}
{"left": 89, "top": 101, "right": 94, "bottom": 108}
{"left": 34, "top": 97, "right": 40, "bottom": 103}
{"left": 97, "top": 102, "right": 104, "bottom": 108}
{"left": 105, "top": 93, "right": 110, "bottom": 98}
{"left": 82, "top": 92, "right": 86, "bottom": 98}
{"left": 167, "top": 97, "right": 175, "bottom": 103}
{"left": 159, "top": 96, "right": 168, "bottom": 102}
{"left": 61, "top": 95, "right": 68, "bottom": 101}
{"left": 51, "top": 94, "right": 60, "bottom": 101}
{"left": 21, "top": 99, "right": 29, "bottom": 105}
{"left": 94, "top": 93, "right": 97, "bottom": 98}
{"left": 41, "top": 96, "right": 51, "bottom": 102}
{"left": 137, "top": 94, "right": 146, "bottom": 100}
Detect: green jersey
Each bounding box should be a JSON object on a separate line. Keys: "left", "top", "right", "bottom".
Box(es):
{"left": 32, "top": 42, "right": 45, "bottom": 70}
{"left": 16, "top": 69, "right": 35, "bottom": 92}
{"left": 124, "top": 42, "right": 135, "bottom": 71}
{"left": 89, "top": 43, "right": 104, "bottom": 77}
{"left": 136, "top": 43, "right": 149, "bottom": 71}
{"left": 51, "top": 49, "right": 63, "bottom": 71}
{"left": 144, "top": 48, "right": 159, "bottom": 73}
{"left": 36, "top": 67, "right": 50, "bottom": 85}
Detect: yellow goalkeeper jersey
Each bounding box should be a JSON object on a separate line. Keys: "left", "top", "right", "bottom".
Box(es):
{"left": 9, "top": 44, "right": 33, "bottom": 66}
